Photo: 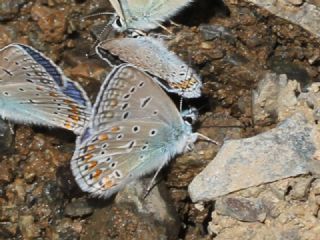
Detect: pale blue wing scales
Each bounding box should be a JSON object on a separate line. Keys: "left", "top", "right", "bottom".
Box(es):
{"left": 0, "top": 44, "right": 91, "bottom": 135}
{"left": 97, "top": 36, "right": 202, "bottom": 98}
{"left": 91, "top": 63, "right": 181, "bottom": 130}
{"left": 71, "top": 120, "right": 175, "bottom": 198}
{"left": 121, "top": 0, "right": 194, "bottom": 31}
{"left": 71, "top": 64, "right": 194, "bottom": 197}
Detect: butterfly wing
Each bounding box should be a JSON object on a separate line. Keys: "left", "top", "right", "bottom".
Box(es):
{"left": 109, "top": 0, "right": 126, "bottom": 20}
{"left": 117, "top": 0, "right": 194, "bottom": 31}
{"left": 97, "top": 36, "right": 202, "bottom": 98}
{"left": 0, "top": 44, "right": 91, "bottom": 135}
{"left": 71, "top": 64, "right": 195, "bottom": 198}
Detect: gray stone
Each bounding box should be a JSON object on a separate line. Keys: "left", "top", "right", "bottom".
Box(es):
{"left": 288, "top": 177, "right": 313, "bottom": 200}
{"left": 199, "top": 24, "right": 234, "bottom": 42}
{"left": 0, "top": 0, "right": 26, "bottom": 21}
{"left": 64, "top": 198, "right": 94, "bottom": 217}
{"left": 189, "top": 113, "right": 318, "bottom": 202}
{"left": 0, "top": 119, "right": 13, "bottom": 153}
{"left": 215, "top": 197, "right": 267, "bottom": 222}
{"left": 246, "top": 0, "right": 320, "bottom": 38}
{"left": 82, "top": 179, "right": 180, "bottom": 240}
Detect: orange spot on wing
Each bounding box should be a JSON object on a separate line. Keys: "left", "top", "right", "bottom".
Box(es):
{"left": 98, "top": 133, "right": 109, "bottom": 141}
{"left": 102, "top": 177, "right": 115, "bottom": 189}
{"left": 89, "top": 161, "right": 97, "bottom": 169}
{"left": 111, "top": 126, "right": 120, "bottom": 132}
{"left": 87, "top": 145, "right": 96, "bottom": 151}
{"left": 84, "top": 154, "right": 93, "bottom": 161}
{"left": 93, "top": 169, "right": 102, "bottom": 179}
{"left": 64, "top": 121, "right": 72, "bottom": 130}
{"left": 49, "top": 92, "right": 58, "bottom": 97}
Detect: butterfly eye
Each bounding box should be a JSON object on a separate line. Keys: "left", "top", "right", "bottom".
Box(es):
{"left": 115, "top": 17, "right": 123, "bottom": 28}
{"left": 183, "top": 116, "right": 193, "bottom": 125}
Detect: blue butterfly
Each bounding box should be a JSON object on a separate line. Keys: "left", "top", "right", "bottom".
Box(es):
{"left": 71, "top": 64, "right": 200, "bottom": 198}
{"left": 0, "top": 44, "right": 91, "bottom": 135}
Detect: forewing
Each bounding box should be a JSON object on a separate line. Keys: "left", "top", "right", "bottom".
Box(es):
{"left": 109, "top": 0, "right": 124, "bottom": 19}
{"left": 125, "top": 0, "right": 193, "bottom": 26}
{"left": 146, "top": 0, "right": 194, "bottom": 20}
{"left": 0, "top": 44, "right": 91, "bottom": 135}
{"left": 97, "top": 37, "right": 202, "bottom": 97}
{"left": 91, "top": 63, "right": 181, "bottom": 130}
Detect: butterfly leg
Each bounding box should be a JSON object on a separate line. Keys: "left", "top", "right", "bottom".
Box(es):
{"left": 197, "top": 133, "right": 220, "bottom": 145}
{"left": 169, "top": 20, "right": 181, "bottom": 28}
{"left": 154, "top": 22, "right": 173, "bottom": 35}
{"left": 148, "top": 32, "right": 173, "bottom": 40}
{"left": 143, "top": 160, "right": 167, "bottom": 199}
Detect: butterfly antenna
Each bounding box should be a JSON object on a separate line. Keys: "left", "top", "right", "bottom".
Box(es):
{"left": 86, "top": 16, "right": 115, "bottom": 58}
{"left": 179, "top": 97, "right": 183, "bottom": 112}
{"left": 82, "top": 12, "right": 115, "bottom": 19}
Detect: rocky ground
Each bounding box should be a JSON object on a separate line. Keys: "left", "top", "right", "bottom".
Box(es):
{"left": 1, "top": 0, "right": 320, "bottom": 239}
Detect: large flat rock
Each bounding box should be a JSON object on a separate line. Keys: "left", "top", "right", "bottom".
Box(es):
{"left": 189, "top": 113, "right": 319, "bottom": 202}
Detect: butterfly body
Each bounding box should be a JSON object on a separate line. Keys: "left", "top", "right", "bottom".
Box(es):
{"left": 0, "top": 44, "right": 91, "bottom": 135}
{"left": 109, "top": 0, "right": 194, "bottom": 32}
{"left": 97, "top": 36, "right": 202, "bottom": 98}
{"left": 71, "top": 64, "right": 197, "bottom": 198}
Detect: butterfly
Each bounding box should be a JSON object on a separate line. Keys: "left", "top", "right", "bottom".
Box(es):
{"left": 70, "top": 64, "right": 199, "bottom": 198}
{"left": 0, "top": 44, "right": 91, "bottom": 135}
{"left": 109, "top": 0, "right": 194, "bottom": 32}
{"left": 96, "top": 36, "right": 202, "bottom": 98}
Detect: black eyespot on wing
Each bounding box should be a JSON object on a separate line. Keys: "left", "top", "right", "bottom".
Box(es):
{"left": 123, "top": 93, "right": 130, "bottom": 100}
{"left": 110, "top": 162, "right": 116, "bottom": 169}
{"left": 132, "top": 126, "right": 140, "bottom": 133}
{"left": 141, "top": 96, "right": 151, "bottom": 108}
{"left": 129, "top": 87, "right": 136, "bottom": 93}
{"left": 123, "top": 112, "right": 129, "bottom": 119}
{"left": 149, "top": 129, "right": 157, "bottom": 136}
{"left": 128, "top": 141, "right": 135, "bottom": 149}
{"left": 121, "top": 103, "right": 129, "bottom": 110}
{"left": 141, "top": 143, "right": 148, "bottom": 150}
{"left": 138, "top": 81, "right": 145, "bottom": 87}
{"left": 116, "top": 134, "right": 123, "bottom": 140}
{"left": 114, "top": 170, "right": 122, "bottom": 178}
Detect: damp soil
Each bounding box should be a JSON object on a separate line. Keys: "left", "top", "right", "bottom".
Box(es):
{"left": 0, "top": 0, "right": 320, "bottom": 239}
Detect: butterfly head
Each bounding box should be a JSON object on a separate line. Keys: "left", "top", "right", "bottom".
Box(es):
{"left": 181, "top": 107, "right": 198, "bottom": 125}
{"left": 180, "top": 107, "right": 199, "bottom": 151}
{"left": 112, "top": 16, "right": 127, "bottom": 32}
